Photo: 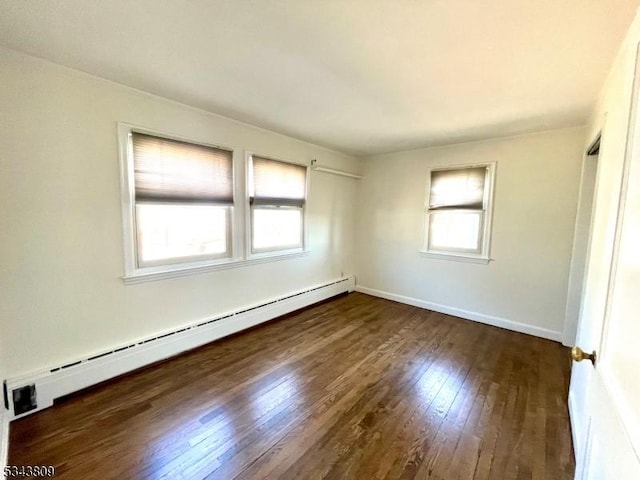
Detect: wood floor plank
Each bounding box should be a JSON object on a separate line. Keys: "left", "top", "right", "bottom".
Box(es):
{"left": 8, "top": 293, "right": 574, "bottom": 480}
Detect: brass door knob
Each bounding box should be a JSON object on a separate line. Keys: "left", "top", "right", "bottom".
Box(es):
{"left": 571, "top": 346, "right": 596, "bottom": 366}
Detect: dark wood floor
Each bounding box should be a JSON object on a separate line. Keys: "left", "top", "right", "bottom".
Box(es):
{"left": 9, "top": 293, "right": 574, "bottom": 479}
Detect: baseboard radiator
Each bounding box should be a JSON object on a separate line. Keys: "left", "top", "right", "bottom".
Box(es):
{"left": 3, "top": 276, "right": 355, "bottom": 420}
{"left": 0, "top": 407, "right": 8, "bottom": 475}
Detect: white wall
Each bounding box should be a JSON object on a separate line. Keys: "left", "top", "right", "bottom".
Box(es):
{"left": 0, "top": 47, "right": 359, "bottom": 382}
{"left": 355, "top": 127, "right": 586, "bottom": 340}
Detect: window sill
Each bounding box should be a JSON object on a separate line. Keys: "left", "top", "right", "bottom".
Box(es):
{"left": 123, "top": 250, "right": 310, "bottom": 285}
{"left": 418, "top": 250, "right": 491, "bottom": 264}
{"left": 248, "top": 246, "right": 305, "bottom": 259}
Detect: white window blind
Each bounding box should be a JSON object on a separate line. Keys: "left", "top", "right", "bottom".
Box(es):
{"left": 132, "top": 132, "right": 233, "bottom": 205}
{"left": 250, "top": 156, "right": 306, "bottom": 206}
{"left": 429, "top": 167, "right": 487, "bottom": 210}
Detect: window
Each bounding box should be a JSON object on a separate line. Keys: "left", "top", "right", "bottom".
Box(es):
{"left": 123, "top": 129, "right": 234, "bottom": 273}
{"left": 119, "top": 125, "right": 312, "bottom": 283}
{"left": 423, "top": 163, "right": 496, "bottom": 262}
{"left": 248, "top": 154, "right": 308, "bottom": 254}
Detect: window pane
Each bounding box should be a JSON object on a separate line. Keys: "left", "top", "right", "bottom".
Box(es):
{"left": 429, "top": 211, "right": 481, "bottom": 252}
{"left": 253, "top": 208, "right": 302, "bottom": 251}
{"left": 136, "top": 204, "right": 228, "bottom": 265}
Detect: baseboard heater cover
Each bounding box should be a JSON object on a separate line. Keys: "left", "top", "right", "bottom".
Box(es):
{"left": 5, "top": 276, "right": 355, "bottom": 420}
{"left": 0, "top": 406, "right": 8, "bottom": 475}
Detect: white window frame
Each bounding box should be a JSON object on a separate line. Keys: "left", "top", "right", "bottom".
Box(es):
{"left": 420, "top": 162, "right": 496, "bottom": 264}
{"left": 245, "top": 151, "right": 310, "bottom": 259}
{"left": 118, "top": 123, "right": 237, "bottom": 280}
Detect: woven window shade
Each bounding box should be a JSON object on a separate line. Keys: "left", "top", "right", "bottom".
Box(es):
{"left": 132, "top": 132, "right": 233, "bottom": 205}
{"left": 251, "top": 156, "right": 307, "bottom": 206}
{"left": 429, "top": 167, "right": 487, "bottom": 210}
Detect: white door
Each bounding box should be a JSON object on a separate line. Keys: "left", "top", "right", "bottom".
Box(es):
{"left": 569, "top": 41, "right": 640, "bottom": 479}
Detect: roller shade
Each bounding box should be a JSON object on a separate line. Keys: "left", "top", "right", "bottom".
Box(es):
{"left": 429, "top": 167, "right": 487, "bottom": 210}
{"left": 132, "top": 132, "right": 233, "bottom": 205}
{"left": 251, "top": 155, "right": 307, "bottom": 206}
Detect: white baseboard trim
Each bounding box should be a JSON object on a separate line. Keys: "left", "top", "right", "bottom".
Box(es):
{"left": 0, "top": 407, "right": 9, "bottom": 474}
{"left": 5, "top": 276, "right": 355, "bottom": 421}
{"left": 355, "top": 285, "right": 563, "bottom": 342}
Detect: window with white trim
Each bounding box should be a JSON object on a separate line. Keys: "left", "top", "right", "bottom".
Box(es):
{"left": 248, "top": 154, "right": 308, "bottom": 254}
{"left": 125, "top": 130, "right": 234, "bottom": 270}
{"left": 423, "top": 163, "right": 496, "bottom": 261}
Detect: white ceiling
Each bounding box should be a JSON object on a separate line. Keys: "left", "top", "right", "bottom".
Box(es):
{"left": 0, "top": 1, "right": 638, "bottom": 155}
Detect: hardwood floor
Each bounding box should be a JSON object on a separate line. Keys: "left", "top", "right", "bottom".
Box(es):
{"left": 8, "top": 293, "right": 574, "bottom": 479}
